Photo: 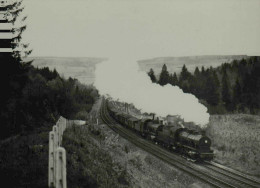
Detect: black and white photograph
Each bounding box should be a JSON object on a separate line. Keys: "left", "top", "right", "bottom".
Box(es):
{"left": 0, "top": 0, "right": 260, "bottom": 187}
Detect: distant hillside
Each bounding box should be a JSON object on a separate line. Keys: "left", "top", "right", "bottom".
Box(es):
{"left": 28, "top": 55, "right": 247, "bottom": 85}
{"left": 29, "top": 57, "right": 107, "bottom": 84}
{"left": 138, "top": 55, "right": 247, "bottom": 75}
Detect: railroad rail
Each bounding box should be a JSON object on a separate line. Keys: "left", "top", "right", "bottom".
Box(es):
{"left": 100, "top": 97, "right": 260, "bottom": 188}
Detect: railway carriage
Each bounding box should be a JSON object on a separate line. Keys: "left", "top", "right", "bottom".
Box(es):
{"left": 145, "top": 122, "right": 162, "bottom": 140}
{"left": 127, "top": 117, "right": 140, "bottom": 130}
{"left": 134, "top": 118, "right": 152, "bottom": 136}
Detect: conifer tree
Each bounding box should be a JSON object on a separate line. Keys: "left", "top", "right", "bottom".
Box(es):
{"left": 148, "top": 68, "right": 157, "bottom": 83}
{"left": 158, "top": 64, "right": 170, "bottom": 86}
{"left": 0, "top": 0, "right": 32, "bottom": 139}
{"left": 233, "top": 78, "right": 242, "bottom": 110}
{"left": 172, "top": 72, "right": 178, "bottom": 86}
{"left": 221, "top": 70, "right": 231, "bottom": 110}
{"left": 205, "top": 73, "right": 219, "bottom": 105}
{"left": 179, "top": 64, "right": 192, "bottom": 82}
{"left": 194, "top": 67, "right": 200, "bottom": 77}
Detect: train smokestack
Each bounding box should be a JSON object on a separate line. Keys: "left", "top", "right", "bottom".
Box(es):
{"left": 151, "top": 113, "right": 155, "bottom": 120}
{"left": 125, "top": 103, "right": 129, "bottom": 114}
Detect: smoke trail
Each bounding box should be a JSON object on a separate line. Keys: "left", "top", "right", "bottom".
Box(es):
{"left": 94, "top": 57, "right": 209, "bottom": 127}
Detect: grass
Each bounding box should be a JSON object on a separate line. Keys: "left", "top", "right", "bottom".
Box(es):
{"left": 0, "top": 124, "right": 52, "bottom": 188}
{"left": 63, "top": 121, "right": 212, "bottom": 188}
{"left": 62, "top": 124, "right": 130, "bottom": 188}
{"left": 206, "top": 114, "right": 260, "bottom": 176}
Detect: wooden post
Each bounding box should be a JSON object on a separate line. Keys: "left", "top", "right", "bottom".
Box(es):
{"left": 58, "top": 121, "right": 62, "bottom": 145}
{"left": 53, "top": 126, "right": 58, "bottom": 147}
{"left": 55, "top": 147, "right": 67, "bottom": 188}
{"left": 48, "top": 131, "right": 55, "bottom": 187}
{"left": 62, "top": 118, "right": 66, "bottom": 133}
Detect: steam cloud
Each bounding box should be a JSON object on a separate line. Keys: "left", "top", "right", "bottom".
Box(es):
{"left": 94, "top": 57, "right": 210, "bottom": 127}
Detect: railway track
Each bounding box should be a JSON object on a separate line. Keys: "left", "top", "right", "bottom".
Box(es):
{"left": 99, "top": 98, "right": 260, "bottom": 188}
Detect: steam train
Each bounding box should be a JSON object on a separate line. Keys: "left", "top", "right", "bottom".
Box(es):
{"left": 107, "top": 101, "right": 214, "bottom": 161}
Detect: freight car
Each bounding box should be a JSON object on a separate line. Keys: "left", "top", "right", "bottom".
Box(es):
{"left": 107, "top": 100, "right": 214, "bottom": 161}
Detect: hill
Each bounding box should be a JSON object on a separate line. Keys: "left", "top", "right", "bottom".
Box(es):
{"left": 138, "top": 55, "right": 247, "bottom": 75}
{"left": 28, "top": 55, "right": 247, "bottom": 85}
{"left": 29, "top": 57, "right": 107, "bottom": 85}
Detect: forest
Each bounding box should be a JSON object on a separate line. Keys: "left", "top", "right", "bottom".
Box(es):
{"left": 148, "top": 56, "right": 260, "bottom": 114}
{"left": 0, "top": 56, "right": 99, "bottom": 140}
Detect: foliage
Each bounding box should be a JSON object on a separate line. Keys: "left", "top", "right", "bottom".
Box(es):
{"left": 148, "top": 68, "right": 157, "bottom": 83}
{"left": 0, "top": 0, "right": 31, "bottom": 139}
{"left": 206, "top": 114, "right": 260, "bottom": 175}
{"left": 0, "top": 124, "right": 52, "bottom": 188}
{"left": 150, "top": 56, "right": 260, "bottom": 114}
{"left": 158, "top": 64, "right": 170, "bottom": 86}
{"left": 0, "top": 65, "right": 99, "bottom": 140}
{"left": 63, "top": 125, "right": 130, "bottom": 188}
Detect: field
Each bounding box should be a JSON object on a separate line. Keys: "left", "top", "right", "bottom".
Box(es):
{"left": 206, "top": 114, "right": 260, "bottom": 176}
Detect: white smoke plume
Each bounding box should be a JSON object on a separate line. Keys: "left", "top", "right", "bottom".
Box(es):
{"left": 94, "top": 56, "right": 210, "bottom": 127}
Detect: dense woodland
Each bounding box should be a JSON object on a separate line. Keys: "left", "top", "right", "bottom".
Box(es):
{"left": 0, "top": 58, "right": 99, "bottom": 140}
{"left": 148, "top": 56, "right": 260, "bottom": 114}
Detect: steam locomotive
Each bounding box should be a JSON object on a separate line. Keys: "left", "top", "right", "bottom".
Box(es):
{"left": 107, "top": 101, "right": 214, "bottom": 161}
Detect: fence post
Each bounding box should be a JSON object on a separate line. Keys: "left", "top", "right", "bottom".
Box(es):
{"left": 55, "top": 147, "right": 67, "bottom": 188}
{"left": 53, "top": 125, "right": 59, "bottom": 147}
{"left": 58, "top": 121, "right": 62, "bottom": 145}
{"left": 62, "top": 118, "right": 65, "bottom": 134}
{"left": 48, "top": 131, "right": 55, "bottom": 188}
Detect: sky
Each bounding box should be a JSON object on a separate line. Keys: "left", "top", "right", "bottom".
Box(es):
{"left": 22, "top": 0, "right": 260, "bottom": 59}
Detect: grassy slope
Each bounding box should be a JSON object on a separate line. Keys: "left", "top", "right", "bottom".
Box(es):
{"left": 0, "top": 125, "right": 52, "bottom": 188}
{"left": 63, "top": 123, "right": 211, "bottom": 188}
{"left": 62, "top": 98, "right": 210, "bottom": 188}
{"left": 206, "top": 114, "right": 260, "bottom": 176}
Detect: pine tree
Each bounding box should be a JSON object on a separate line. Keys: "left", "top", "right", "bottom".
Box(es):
{"left": 205, "top": 73, "right": 219, "bottom": 106}
{"left": 194, "top": 67, "right": 200, "bottom": 77}
{"left": 148, "top": 68, "right": 157, "bottom": 83}
{"left": 221, "top": 70, "right": 231, "bottom": 110}
{"left": 0, "top": 0, "right": 32, "bottom": 139}
{"left": 172, "top": 72, "right": 178, "bottom": 86}
{"left": 179, "top": 64, "right": 192, "bottom": 82}
{"left": 158, "top": 64, "right": 170, "bottom": 86}
{"left": 233, "top": 78, "right": 242, "bottom": 110}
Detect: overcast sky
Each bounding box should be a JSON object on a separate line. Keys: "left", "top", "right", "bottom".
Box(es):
{"left": 22, "top": 0, "right": 260, "bottom": 59}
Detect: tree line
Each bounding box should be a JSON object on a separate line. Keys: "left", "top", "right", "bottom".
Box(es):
{"left": 0, "top": 62, "right": 99, "bottom": 140}
{"left": 0, "top": 1, "right": 99, "bottom": 140}
{"left": 148, "top": 56, "right": 260, "bottom": 114}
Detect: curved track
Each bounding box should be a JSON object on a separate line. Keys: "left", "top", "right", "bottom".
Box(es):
{"left": 100, "top": 98, "right": 260, "bottom": 188}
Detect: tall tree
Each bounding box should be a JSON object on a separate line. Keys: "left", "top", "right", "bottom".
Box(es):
{"left": 179, "top": 64, "right": 192, "bottom": 82}
{"left": 221, "top": 70, "right": 231, "bottom": 110}
{"left": 148, "top": 68, "right": 157, "bottom": 83}
{"left": 233, "top": 78, "right": 242, "bottom": 110}
{"left": 158, "top": 64, "right": 170, "bottom": 86}
{"left": 171, "top": 72, "right": 178, "bottom": 86}
{"left": 0, "top": 0, "right": 32, "bottom": 139}
{"left": 204, "top": 73, "right": 219, "bottom": 106}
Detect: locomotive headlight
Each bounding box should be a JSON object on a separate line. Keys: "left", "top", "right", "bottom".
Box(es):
{"left": 205, "top": 140, "right": 208, "bottom": 143}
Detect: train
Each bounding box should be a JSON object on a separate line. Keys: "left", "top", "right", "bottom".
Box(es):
{"left": 107, "top": 100, "right": 214, "bottom": 161}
